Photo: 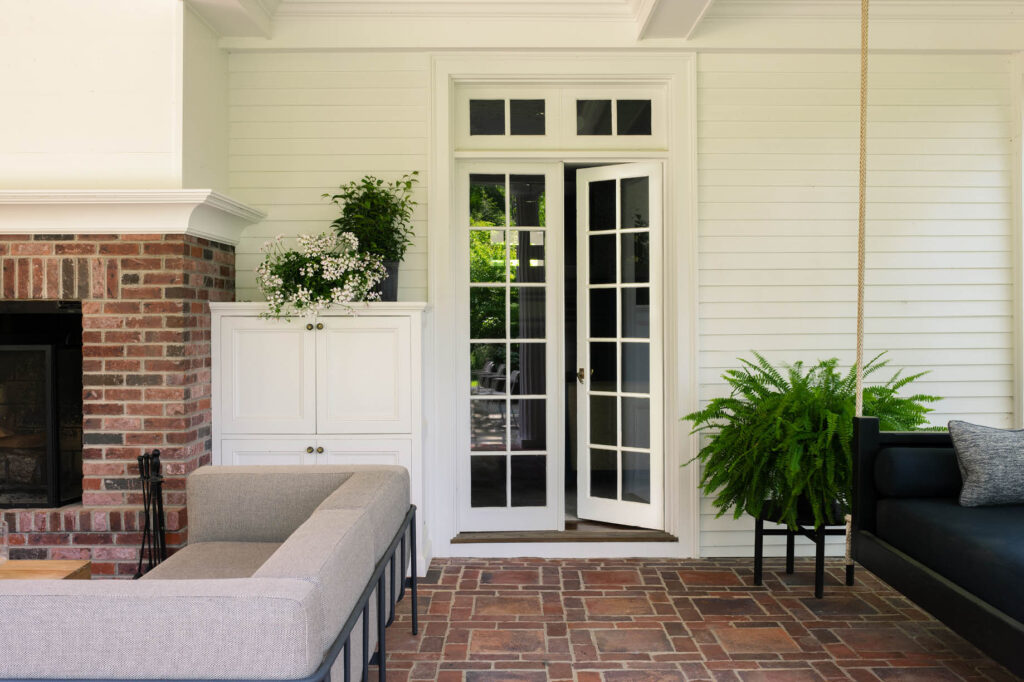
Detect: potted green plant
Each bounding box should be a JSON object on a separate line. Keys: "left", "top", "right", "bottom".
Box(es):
{"left": 684, "top": 352, "right": 939, "bottom": 530}
{"left": 324, "top": 171, "right": 419, "bottom": 301}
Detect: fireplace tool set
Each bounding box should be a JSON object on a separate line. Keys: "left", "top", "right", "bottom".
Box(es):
{"left": 133, "top": 450, "right": 167, "bottom": 579}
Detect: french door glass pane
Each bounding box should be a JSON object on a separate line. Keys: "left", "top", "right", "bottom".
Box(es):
{"left": 588, "top": 180, "right": 616, "bottom": 230}
{"left": 471, "top": 456, "right": 507, "bottom": 506}
{"left": 621, "top": 233, "right": 649, "bottom": 284}
{"left": 510, "top": 175, "right": 546, "bottom": 226}
{"left": 620, "top": 177, "right": 649, "bottom": 228}
{"left": 577, "top": 100, "right": 612, "bottom": 135}
{"left": 590, "top": 396, "right": 617, "bottom": 446}
{"left": 510, "top": 288, "right": 546, "bottom": 339}
{"left": 590, "top": 342, "right": 616, "bottom": 392}
{"left": 589, "top": 235, "right": 616, "bottom": 284}
{"left": 621, "top": 288, "right": 650, "bottom": 338}
{"left": 470, "top": 288, "right": 505, "bottom": 338}
{"left": 511, "top": 455, "right": 547, "bottom": 506}
{"left": 589, "top": 289, "right": 616, "bottom": 338}
{"left": 470, "top": 230, "right": 506, "bottom": 282}
{"left": 470, "top": 174, "right": 506, "bottom": 225}
{"left": 511, "top": 399, "right": 545, "bottom": 450}
{"left": 510, "top": 100, "right": 545, "bottom": 136}
{"left": 510, "top": 230, "right": 545, "bottom": 283}
{"left": 471, "top": 343, "right": 506, "bottom": 394}
{"left": 621, "top": 343, "right": 650, "bottom": 393}
{"left": 471, "top": 400, "right": 505, "bottom": 451}
{"left": 511, "top": 343, "right": 545, "bottom": 395}
{"left": 590, "top": 449, "right": 617, "bottom": 499}
{"left": 617, "top": 100, "right": 652, "bottom": 136}
{"left": 622, "top": 397, "right": 650, "bottom": 449}
{"left": 622, "top": 451, "right": 651, "bottom": 503}
{"left": 470, "top": 101, "right": 504, "bottom": 136}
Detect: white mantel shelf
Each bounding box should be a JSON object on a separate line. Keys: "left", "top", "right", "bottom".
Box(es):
{"left": 211, "top": 301, "right": 430, "bottom": 316}
{"left": 0, "top": 190, "right": 266, "bottom": 247}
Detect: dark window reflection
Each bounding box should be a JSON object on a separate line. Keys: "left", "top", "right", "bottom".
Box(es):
{"left": 622, "top": 343, "right": 649, "bottom": 394}
{"left": 471, "top": 456, "right": 507, "bottom": 507}
{"left": 470, "top": 174, "right": 506, "bottom": 227}
{"left": 622, "top": 451, "right": 651, "bottom": 503}
{"left": 590, "top": 342, "right": 617, "bottom": 392}
{"left": 590, "top": 395, "right": 617, "bottom": 446}
{"left": 589, "top": 235, "right": 616, "bottom": 285}
{"left": 622, "top": 397, "right": 650, "bottom": 449}
{"left": 471, "top": 343, "right": 506, "bottom": 394}
{"left": 591, "top": 449, "right": 617, "bottom": 499}
{"left": 510, "top": 175, "right": 545, "bottom": 227}
{"left": 511, "top": 343, "right": 545, "bottom": 395}
{"left": 621, "top": 288, "right": 649, "bottom": 338}
{"left": 617, "top": 100, "right": 652, "bottom": 135}
{"left": 511, "top": 399, "right": 545, "bottom": 451}
{"left": 471, "top": 399, "right": 506, "bottom": 451}
{"left": 511, "top": 455, "right": 546, "bottom": 506}
{"left": 470, "top": 287, "right": 505, "bottom": 339}
{"left": 577, "top": 100, "right": 612, "bottom": 135}
{"left": 588, "top": 180, "right": 616, "bottom": 231}
{"left": 510, "top": 100, "right": 545, "bottom": 135}
{"left": 589, "top": 289, "right": 616, "bottom": 338}
{"left": 621, "top": 233, "right": 649, "bottom": 284}
{"left": 470, "top": 100, "right": 504, "bottom": 135}
{"left": 510, "top": 230, "right": 545, "bottom": 283}
{"left": 620, "top": 177, "right": 649, "bottom": 228}
{"left": 510, "top": 287, "right": 545, "bottom": 339}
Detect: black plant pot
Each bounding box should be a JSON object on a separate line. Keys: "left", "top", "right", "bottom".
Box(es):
{"left": 373, "top": 261, "right": 399, "bottom": 302}
{"left": 760, "top": 497, "right": 846, "bottom": 528}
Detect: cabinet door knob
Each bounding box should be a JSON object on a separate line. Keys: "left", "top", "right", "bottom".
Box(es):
{"left": 306, "top": 446, "right": 314, "bottom": 453}
{"left": 305, "top": 323, "right": 314, "bottom": 331}
{"left": 316, "top": 446, "right": 324, "bottom": 454}
{"left": 316, "top": 322, "right": 324, "bottom": 330}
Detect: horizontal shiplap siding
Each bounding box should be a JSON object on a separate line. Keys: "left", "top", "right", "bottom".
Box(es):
{"left": 697, "top": 52, "right": 1016, "bottom": 557}
{"left": 228, "top": 52, "right": 430, "bottom": 302}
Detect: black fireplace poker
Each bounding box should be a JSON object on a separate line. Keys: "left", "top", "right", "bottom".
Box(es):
{"left": 133, "top": 450, "right": 167, "bottom": 579}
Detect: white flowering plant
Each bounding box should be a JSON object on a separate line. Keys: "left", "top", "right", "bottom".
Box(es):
{"left": 256, "top": 232, "right": 386, "bottom": 319}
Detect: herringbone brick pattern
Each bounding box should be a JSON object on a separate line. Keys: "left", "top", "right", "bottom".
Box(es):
{"left": 384, "top": 558, "right": 1015, "bottom": 681}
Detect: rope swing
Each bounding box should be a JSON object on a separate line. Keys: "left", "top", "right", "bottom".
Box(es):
{"left": 847, "top": 0, "right": 870, "bottom": 574}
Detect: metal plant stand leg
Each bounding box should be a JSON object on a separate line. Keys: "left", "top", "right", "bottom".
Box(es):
{"left": 815, "top": 529, "right": 826, "bottom": 599}
{"left": 753, "top": 517, "right": 764, "bottom": 586}
{"left": 786, "top": 531, "right": 795, "bottom": 574}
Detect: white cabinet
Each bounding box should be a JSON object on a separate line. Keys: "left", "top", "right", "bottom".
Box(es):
{"left": 211, "top": 302, "right": 428, "bottom": 571}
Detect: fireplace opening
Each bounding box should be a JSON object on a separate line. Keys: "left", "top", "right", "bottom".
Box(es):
{"left": 0, "top": 301, "right": 83, "bottom": 508}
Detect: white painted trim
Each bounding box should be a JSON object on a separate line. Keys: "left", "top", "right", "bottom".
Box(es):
{"left": 0, "top": 190, "right": 265, "bottom": 246}
{"left": 276, "top": 1, "right": 637, "bottom": 20}
{"left": 429, "top": 52, "right": 698, "bottom": 559}
{"left": 1012, "top": 52, "right": 1024, "bottom": 427}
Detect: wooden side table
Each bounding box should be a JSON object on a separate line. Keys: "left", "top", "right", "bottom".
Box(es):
{"left": 0, "top": 560, "right": 91, "bottom": 580}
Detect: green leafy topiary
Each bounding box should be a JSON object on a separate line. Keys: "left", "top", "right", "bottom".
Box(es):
{"left": 324, "top": 171, "right": 419, "bottom": 262}
{"left": 683, "top": 352, "right": 940, "bottom": 530}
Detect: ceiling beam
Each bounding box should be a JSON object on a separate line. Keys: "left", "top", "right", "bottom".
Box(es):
{"left": 186, "top": 0, "right": 279, "bottom": 37}
{"left": 640, "top": 0, "right": 716, "bottom": 40}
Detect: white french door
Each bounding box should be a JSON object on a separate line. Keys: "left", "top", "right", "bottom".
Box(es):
{"left": 456, "top": 162, "right": 563, "bottom": 532}
{"left": 575, "top": 163, "right": 664, "bottom": 531}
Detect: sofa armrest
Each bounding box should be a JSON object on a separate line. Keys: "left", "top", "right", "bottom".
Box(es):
{"left": 187, "top": 465, "right": 356, "bottom": 542}
{"left": 0, "top": 578, "right": 324, "bottom": 680}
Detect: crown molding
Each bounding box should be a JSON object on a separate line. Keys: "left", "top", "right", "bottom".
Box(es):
{"left": 0, "top": 190, "right": 266, "bottom": 247}
{"left": 275, "top": 0, "right": 636, "bottom": 20}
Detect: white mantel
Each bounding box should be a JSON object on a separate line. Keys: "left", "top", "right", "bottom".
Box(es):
{"left": 0, "top": 190, "right": 266, "bottom": 247}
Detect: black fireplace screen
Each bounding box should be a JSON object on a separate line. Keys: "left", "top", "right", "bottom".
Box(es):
{"left": 0, "top": 304, "right": 82, "bottom": 508}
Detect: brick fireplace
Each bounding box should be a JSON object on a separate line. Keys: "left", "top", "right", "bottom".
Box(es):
{"left": 0, "top": 232, "right": 234, "bottom": 577}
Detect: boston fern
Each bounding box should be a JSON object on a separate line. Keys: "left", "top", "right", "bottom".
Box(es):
{"left": 684, "top": 352, "right": 939, "bottom": 530}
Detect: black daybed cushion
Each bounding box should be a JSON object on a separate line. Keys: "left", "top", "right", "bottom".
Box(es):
{"left": 874, "top": 447, "right": 961, "bottom": 498}
{"left": 949, "top": 420, "right": 1024, "bottom": 506}
{"left": 876, "top": 498, "right": 1024, "bottom": 623}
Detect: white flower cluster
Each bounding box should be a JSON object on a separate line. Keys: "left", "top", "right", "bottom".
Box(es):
{"left": 256, "top": 232, "right": 386, "bottom": 320}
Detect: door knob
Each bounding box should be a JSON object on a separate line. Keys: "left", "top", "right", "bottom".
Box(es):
{"left": 306, "top": 446, "right": 314, "bottom": 453}
{"left": 577, "top": 367, "right": 586, "bottom": 384}
{"left": 305, "top": 323, "right": 314, "bottom": 331}
{"left": 316, "top": 446, "right": 324, "bottom": 454}
{"left": 316, "top": 322, "right": 324, "bottom": 330}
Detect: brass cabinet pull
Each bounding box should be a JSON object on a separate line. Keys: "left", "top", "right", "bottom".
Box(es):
{"left": 305, "top": 323, "right": 314, "bottom": 331}
{"left": 316, "top": 322, "right": 324, "bottom": 330}
{"left": 316, "top": 446, "right": 324, "bottom": 454}
{"left": 306, "top": 446, "right": 314, "bottom": 453}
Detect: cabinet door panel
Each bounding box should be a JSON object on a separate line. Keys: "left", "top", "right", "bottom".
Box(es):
{"left": 220, "top": 317, "right": 317, "bottom": 434}
{"left": 220, "top": 438, "right": 318, "bottom": 466}
{"left": 317, "top": 317, "right": 412, "bottom": 434}
{"left": 315, "top": 438, "right": 412, "bottom": 469}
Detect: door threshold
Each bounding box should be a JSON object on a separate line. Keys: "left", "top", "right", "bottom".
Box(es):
{"left": 451, "top": 529, "right": 677, "bottom": 544}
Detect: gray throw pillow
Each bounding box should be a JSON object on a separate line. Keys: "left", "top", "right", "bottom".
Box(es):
{"left": 948, "top": 420, "right": 1024, "bottom": 507}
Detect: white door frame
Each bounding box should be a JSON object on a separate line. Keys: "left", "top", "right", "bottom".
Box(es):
{"left": 428, "top": 52, "right": 699, "bottom": 559}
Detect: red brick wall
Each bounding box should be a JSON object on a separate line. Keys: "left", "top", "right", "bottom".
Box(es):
{"left": 0, "top": 233, "right": 234, "bottom": 577}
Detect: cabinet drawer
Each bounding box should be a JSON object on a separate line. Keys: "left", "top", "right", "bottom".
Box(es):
{"left": 315, "top": 437, "right": 412, "bottom": 470}
{"left": 218, "top": 438, "right": 320, "bottom": 466}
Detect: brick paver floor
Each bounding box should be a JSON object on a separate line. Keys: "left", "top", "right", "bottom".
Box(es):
{"left": 383, "top": 557, "right": 1016, "bottom": 681}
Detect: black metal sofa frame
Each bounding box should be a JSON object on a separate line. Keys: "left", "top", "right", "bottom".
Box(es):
{"left": 6, "top": 506, "right": 419, "bottom": 682}
{"left": 853, "top": 418, "right": 1024, "bottom": 676}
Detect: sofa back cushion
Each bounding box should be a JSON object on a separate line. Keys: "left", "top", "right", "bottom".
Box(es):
{"left": 949, "top": 420, "right": 1024, "bottom": 507}
{"left": 874, "top": 447, "right": 961, "bottom": 499}
{"left": 314, "top": 466, "right": 410, "bottom": 560}
{"left": 188, "top": 466, "right": 354, "bottom": 543}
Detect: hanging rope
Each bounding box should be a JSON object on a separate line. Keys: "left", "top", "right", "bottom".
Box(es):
{"left": 854, "top": 0, "right": 870, "bottom": 417}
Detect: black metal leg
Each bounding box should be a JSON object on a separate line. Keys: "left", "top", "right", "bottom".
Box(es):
{"left": 377, "top": 574, "right": 388, "bottom": 681}
{"left": 846, "top": 562, "right": 855, "bottom": 586}
{"left": 343, "top": 639, "right": 350, "bottom": 682}
{"left": 411, "top": 507, "right": 419, "bottom": 635}
{"left": 361, "top": 602, "right": 369, "bottom": 682}
{"left": 387, "top": 554, "right": 397, "bottom": 626}
{"left": 814, "top": 529, "right": 826, "bottom": 599}
{"left": 786, "top": 531, "right": 795, "bottom": 574}
{"left": 753, "top": 516, "right": 764, "bottom": 586}
{"left": 398, "top": 534, "right": 407, "bottom": 601}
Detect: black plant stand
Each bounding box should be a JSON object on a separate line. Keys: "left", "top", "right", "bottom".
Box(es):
{"left": 753, "top": 516, "right": 855, "bottom": 599}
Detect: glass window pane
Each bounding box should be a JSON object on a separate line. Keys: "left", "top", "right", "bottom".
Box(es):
{"left": 470, "top": 287, "right": 505, "bottom": 339}
{"left": 622, "top": 397, "right": 650, "bottom": 449}
{"left": 617, "top": 100, "right": 652, "bottom": 135}
{"left": 621, "top": 288, "right": 650, "bottom": 339}
{"left": 471, "top": 455, "right": 507, "bottom": 507}
{"left": 577, "top": 100, "right": 612, "bottom": 135}
{"left": 591, "top": 449, "right": 617, "bottom": 500}
{"left": 588, "top": 179, "right": 616, "bottom": 231}
{"left": 510, "top": 99, "right": 545, "bottom": 135}
{"left": 511, "top": 399, "right": 545, "bottom": 451}
{"left": 622, "top": 451, "right": 651, "bottom": 504}
{"left": 590, "top": 395, "right": 617, "bottom": 446}
{"left": 621, "top": 177, "right": 649, "bottom": 228}
{"left": 471, "top": 399, "right": 506, "bottom": 451}
{"left": 622, "top": 343, "right": 649, "bottom": 394}
{"left": 511, "top": 343, "right": 545, "bottom": 396}
{"left": 510, "top": 287, "right": 545, "bottom": 339}
{"left": 470, "top": 174, "right": 506, "bottom": 227}
{"left": 470, "top": 100, "right": 504, "bottom": 135}
{"left": 510, "top": 230, "right": 545, "bottom": 283}
{"left": 590, "top": 342, "right": 617, "bottom": 392}
{"left": 510, "top": 175, "right": 546, "bottom": 227}
{"left": 511, "top": 455, "right": 546, "bottom": 506}
{"left": 589, "top": 289, "right": 616, "bottom": 338}
{"left": 589, "top": 235, "right": 616, "bottom": 285}
{"left": 621, "top": 232, "right": 649, "bottom": 284}
{"left": 470, "top": 230, "right": 506, "bottom": 283}
{"left": 471, "top": 343, "right": 506, "bottom": 395}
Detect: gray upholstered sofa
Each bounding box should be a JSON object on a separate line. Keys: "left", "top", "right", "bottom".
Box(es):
{"left": 0, "top": 465, "right": 416, "bottom": 682}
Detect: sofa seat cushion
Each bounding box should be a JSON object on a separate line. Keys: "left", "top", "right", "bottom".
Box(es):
{"left": 315, "top": 466, "right": 410, "bottom": 560}
{"left": 139, "top": 542, "right": 282, "bottom": 580}
{"left": 876, "top": 498, "right": 1024, "bottom": 623}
